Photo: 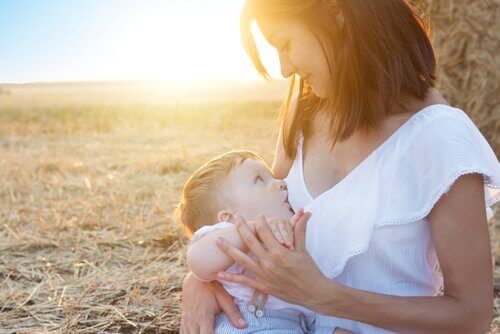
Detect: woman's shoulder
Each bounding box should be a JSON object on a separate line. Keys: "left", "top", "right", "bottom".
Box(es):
{"left": 393, "top": 103, "right": 497, "bottom": 170}
{"left": 400, "top": 89, "right": 469, "bottom": 131}
{"left": 379, "top": 103, "right": 500, "bottom": 221}
{"left": 399, "top": 104, "right": 485, "bottom": 148}
{"left": 410, "top": 103, "right": 468, "bottom": 126}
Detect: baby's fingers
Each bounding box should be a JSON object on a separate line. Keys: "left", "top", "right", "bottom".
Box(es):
{"left": 290, "top": 208, "right": 304, "bottom": 228}
{"left": 269, "top": 221, "right": 285, "bottom": 245}
{"left": 278, "top": 220, "right": 294, "bottom": 249}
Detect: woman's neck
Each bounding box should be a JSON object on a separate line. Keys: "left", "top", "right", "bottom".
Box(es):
{"left": 391, "top": 88, "right": 447, "bottom": 115}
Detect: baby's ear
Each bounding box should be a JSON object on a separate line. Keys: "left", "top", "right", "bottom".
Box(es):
{"left": 217, "top": 210, "right": 234, "bottom": 223}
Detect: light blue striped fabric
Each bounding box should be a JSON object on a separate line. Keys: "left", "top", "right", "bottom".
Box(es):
{"left": 215, "top": 302, "right": 309, "bottom": 333}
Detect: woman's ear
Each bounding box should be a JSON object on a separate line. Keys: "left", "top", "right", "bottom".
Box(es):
{"left": 218, "top": 210, "right": 234, "bottom": 223}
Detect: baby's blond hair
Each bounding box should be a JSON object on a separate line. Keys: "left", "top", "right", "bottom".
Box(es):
{"left": 175, "top": 150, "right": 264, "bottom": 236}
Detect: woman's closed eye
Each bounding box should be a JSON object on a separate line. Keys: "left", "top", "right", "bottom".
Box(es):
{"left": 280, "top": 41, "right": 290, "bottom": 52}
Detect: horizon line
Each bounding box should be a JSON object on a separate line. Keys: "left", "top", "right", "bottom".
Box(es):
{"left": 0, "top": 78, "right": 289, "bottom": 86}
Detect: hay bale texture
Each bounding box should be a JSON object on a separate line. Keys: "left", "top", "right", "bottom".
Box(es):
{"left": 410, "top": 0, "right": 500, "bottom": 154}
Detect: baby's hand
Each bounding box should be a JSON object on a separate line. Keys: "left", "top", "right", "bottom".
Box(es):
{"left": 289, "top": 208, "right": 305, "bottom": 228}
{"left": 266, "top": 217, "right": 294, "bottom": 249}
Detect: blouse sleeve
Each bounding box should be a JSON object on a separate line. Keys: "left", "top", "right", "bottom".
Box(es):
{"left": 377, "top": 108, "right": 500, "bottom": 226}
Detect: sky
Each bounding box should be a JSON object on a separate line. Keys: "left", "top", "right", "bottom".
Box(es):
{"left": 0, "top": 0, "right": 281, "bottom": 83}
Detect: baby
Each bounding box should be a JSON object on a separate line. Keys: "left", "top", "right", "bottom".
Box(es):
{"left": 176, "top": 150, "right": 313, "bottom": 333}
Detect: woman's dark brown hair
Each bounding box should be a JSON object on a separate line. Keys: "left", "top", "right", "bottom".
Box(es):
{"left": 241, "top": 0, "right": 436, "bottom": 159}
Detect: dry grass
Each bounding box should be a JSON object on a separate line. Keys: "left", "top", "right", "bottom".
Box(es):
{"left": 0, "top": 100, "right": 280, "bottom": 333}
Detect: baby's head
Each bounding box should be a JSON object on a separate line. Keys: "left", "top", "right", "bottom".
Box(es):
{"left": 176, "top": 150, "right": 293, "bottom": 236}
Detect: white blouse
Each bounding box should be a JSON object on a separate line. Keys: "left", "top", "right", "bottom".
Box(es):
{"left": 284, "top": 104, "right": 500, "bottom": 333}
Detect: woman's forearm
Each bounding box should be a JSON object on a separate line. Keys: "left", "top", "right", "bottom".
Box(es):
{"left": 187, "top": 222, "right": 256, "bottom": 281}
{"left": 312, "top": 278, "right": 491, "bottom": 334}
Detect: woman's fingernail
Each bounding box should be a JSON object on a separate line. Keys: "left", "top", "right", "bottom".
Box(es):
{"left": 238, "top": 318, "right": 247, "bottom": 326}
{"left": 217, "top": 272, "right": 225, "bottom": 279}
{"left": 216, "top": 237, "right": 223, "bottom": 245}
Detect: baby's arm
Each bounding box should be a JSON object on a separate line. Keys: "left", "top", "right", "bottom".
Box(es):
{"left": 187, "top": 211, "right": 302, "bottom": 282}
{"left": 187, "top": 221, "right": 257, "bottom": 282}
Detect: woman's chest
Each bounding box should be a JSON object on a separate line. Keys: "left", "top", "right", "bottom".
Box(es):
{"left": 303, "top": 113, "right": 408, "bottom": 199}
{"left": 302, "top": 132, "right": 366, "bottom": 199}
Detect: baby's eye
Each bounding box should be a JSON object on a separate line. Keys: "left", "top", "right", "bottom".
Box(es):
{"left": 254, "top": 175, "right": 264, "bottom": 184}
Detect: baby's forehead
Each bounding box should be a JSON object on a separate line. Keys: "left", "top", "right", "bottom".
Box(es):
{"left": 229, "top": 158, "right": 268, "bottom": 180}
{"left": 238, "top": 157, "right": 269, "bottom": 171}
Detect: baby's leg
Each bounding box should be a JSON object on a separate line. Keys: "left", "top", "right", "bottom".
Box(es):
{"left": 214, "top": 302, "right": 307, "bottom": 333}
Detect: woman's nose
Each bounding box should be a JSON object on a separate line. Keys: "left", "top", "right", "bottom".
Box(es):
{"left": 279, "top": 52, "right": 296, "bottom": 78}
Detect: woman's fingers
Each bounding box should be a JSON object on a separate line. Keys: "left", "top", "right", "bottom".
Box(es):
{"left": 233, "top": 215, "right": 268, "bottom": 258}
{"left": 180, "top": 316, "right": 199, "bottom": 334}
{"left": 293, "top": 211, "right": 312, "bottom": 251}
{"left": 199, "top": 316, "right": 214, "bottom": 334}
{"left": 180, "top": 319, "right": 187, "bottom": 334}
{"left": 180, "top": 273, "right": 207, "bottom": 334}
{"left": 278, "top": 219, "right": 294, "bottom": 249}
{"left": 216, "top": 237, "right": 260, "bottom": 273}
{"left": 214, "top": 282, "right": 248, "bottom": 329}
{"left": 217, "top": 271, "right": 266, "bottom": 292}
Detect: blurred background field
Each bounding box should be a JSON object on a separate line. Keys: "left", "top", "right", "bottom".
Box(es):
{"left": 1, "top": 0, "right": 499, "bottom": 332}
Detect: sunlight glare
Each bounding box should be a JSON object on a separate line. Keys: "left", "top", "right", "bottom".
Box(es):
{"left": 107, "top": 1, "right": 281, "bottom": 81}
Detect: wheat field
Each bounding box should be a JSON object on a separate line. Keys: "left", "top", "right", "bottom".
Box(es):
{"left": 0, "top": 83, "right": 498, "bottom": 333}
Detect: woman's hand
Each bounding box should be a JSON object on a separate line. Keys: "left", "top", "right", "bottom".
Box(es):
{"left": 180, "top": 273, "right": 248, "bottom": 334}
{"left": 215, "top": 210, "right": 331, "bottom": 310}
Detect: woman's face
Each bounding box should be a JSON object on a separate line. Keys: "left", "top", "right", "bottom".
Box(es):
{"left": 257, "top": 17, "right": 330, "bottom": 98}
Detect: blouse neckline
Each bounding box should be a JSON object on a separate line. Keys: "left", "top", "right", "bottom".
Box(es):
{"left": 299, "top": 104, "right": 451, "bottom": 202}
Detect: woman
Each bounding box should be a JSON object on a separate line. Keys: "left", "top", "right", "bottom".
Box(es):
{"left": 181, "top": 0, "right": 499, "bottom": 333}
